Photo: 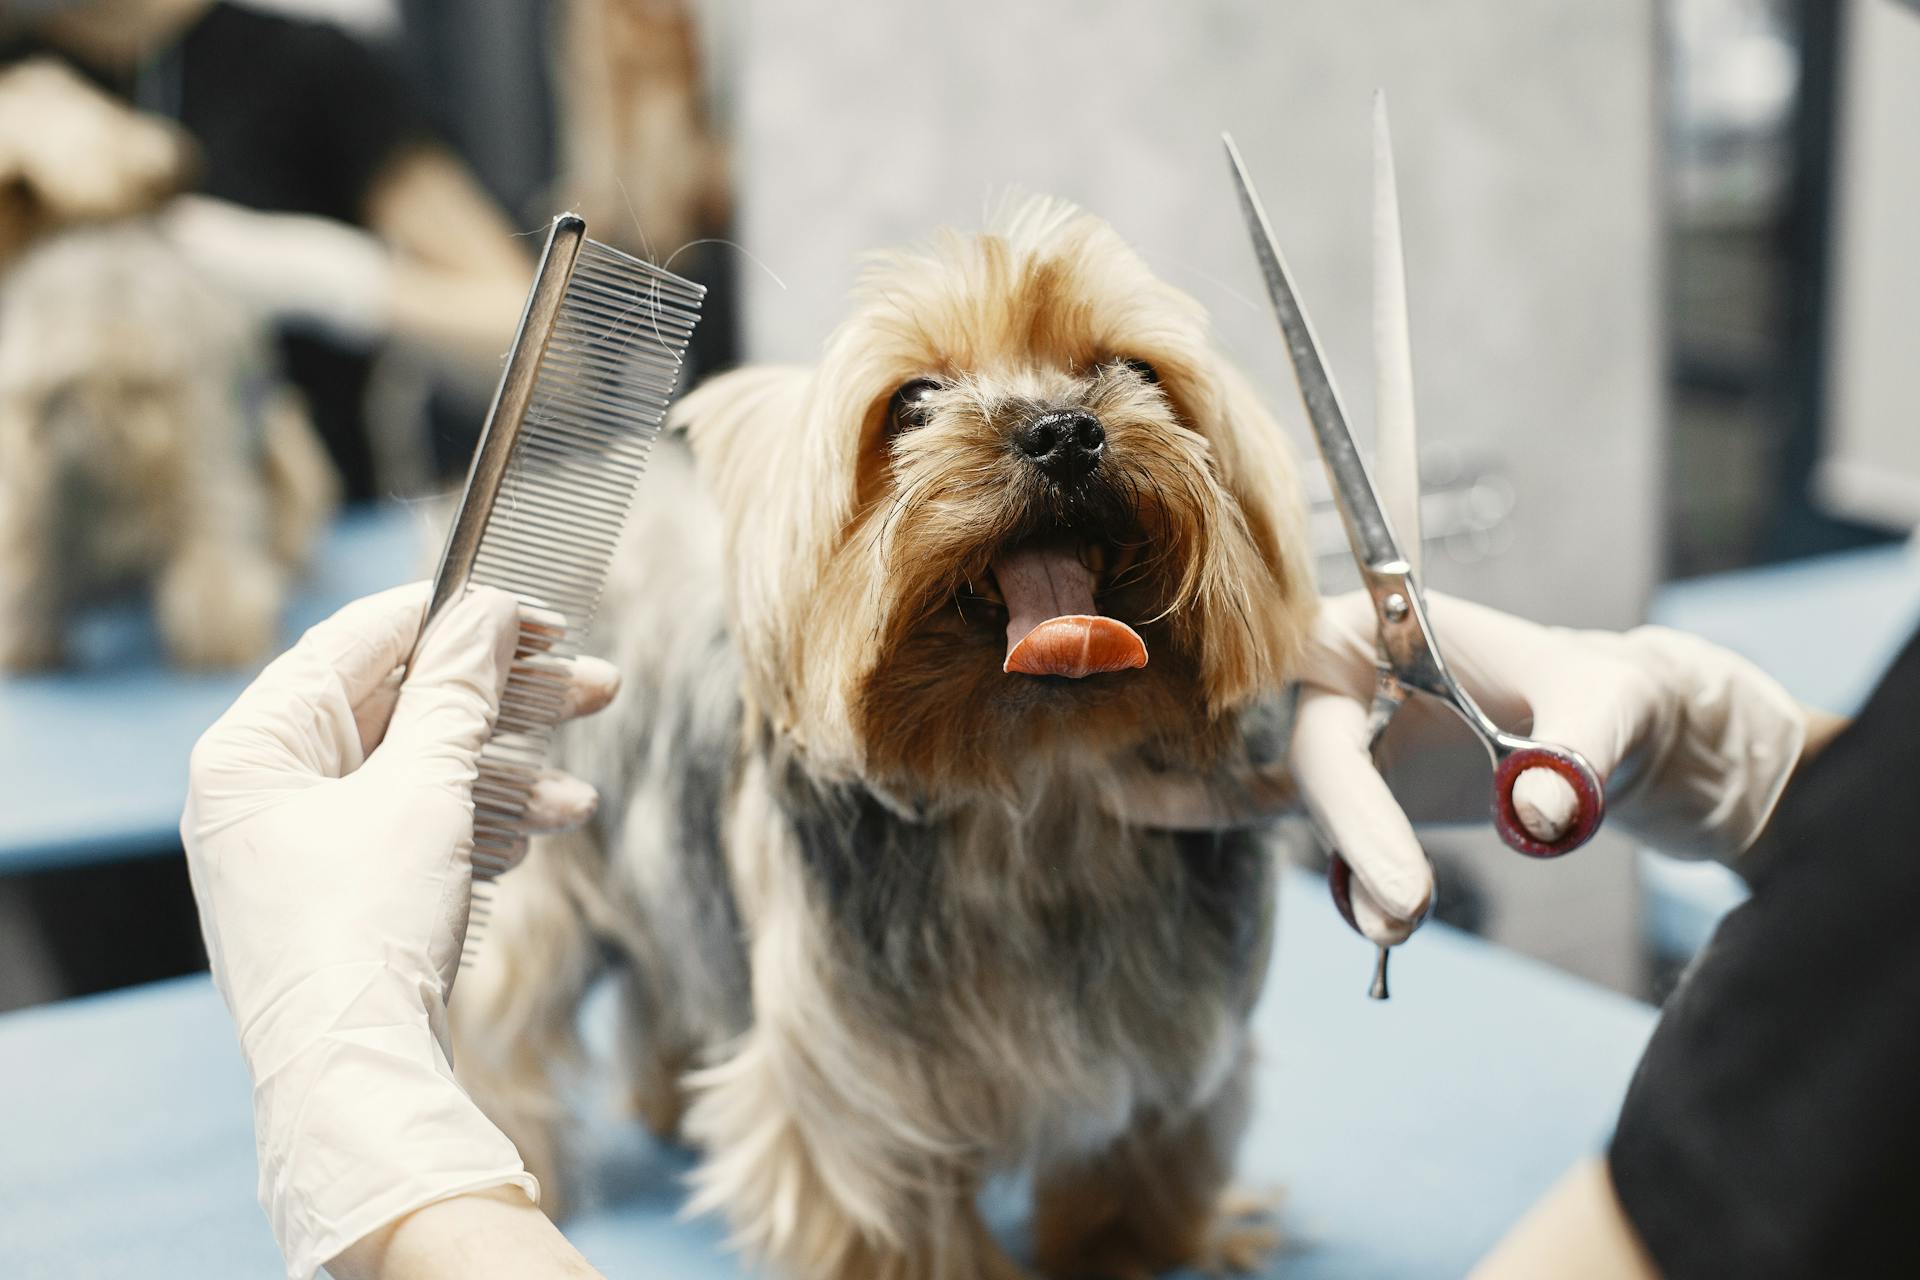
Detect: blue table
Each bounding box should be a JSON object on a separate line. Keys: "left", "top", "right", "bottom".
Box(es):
{"left": 0, "top": 507, "right": 430, "bottom": 873}
{"left": 1651, "top": 540, "right": 1920, "bottom": 716}
{"left": 0, "top": 868, "right": 1654, "bottom": 1279}
{"left": 1640, "top": 539, "right": 1920, "bottom": 961}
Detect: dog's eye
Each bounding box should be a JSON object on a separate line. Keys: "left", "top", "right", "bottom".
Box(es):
{"left": 887, "top": 378, "right": 942, "bottom": 435}
{"left": 1107, "top": 357, "right": 1159, "bottom": 386}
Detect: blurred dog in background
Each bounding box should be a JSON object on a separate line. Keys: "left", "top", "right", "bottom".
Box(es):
{"left": 457, "top": 197, "right": 1314, "bottom": 1279}
{"left": 0, "top": 221, "right": 336, "bottom": 670}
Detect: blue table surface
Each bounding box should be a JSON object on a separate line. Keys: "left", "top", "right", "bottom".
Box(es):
{"left": 1639, "top": 539, "right": 1920, "bottom": 959}
{"left": 0, "top": 506, "right": 431, "bottom": 872}
{"left": 1649, "top": 539, "right": 1920, "bottom": 716}
{"left": 0, "top": 868, "right": 1654, "bottom": 1280}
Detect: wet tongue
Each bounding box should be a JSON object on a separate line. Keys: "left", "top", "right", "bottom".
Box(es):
{"left": 993, "top": 543, "right": 1148, "bottom": 678}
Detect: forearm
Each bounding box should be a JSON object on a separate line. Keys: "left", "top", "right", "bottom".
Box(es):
{"left": 328, "top": 1187, "right": 603, "bottom": 1280}
{"left": 367, "top": 145, "right": 530, "bottom": 380}
{"left": 1471, "top": 1158, "right": 1658, "bottom": 1280}
{"left": 386, "top": 262, "right": 530, "bottom": 380}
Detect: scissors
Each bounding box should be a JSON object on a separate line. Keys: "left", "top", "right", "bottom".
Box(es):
{"left": 1224, "top": 98, "right": 1605, "bottom": 1000}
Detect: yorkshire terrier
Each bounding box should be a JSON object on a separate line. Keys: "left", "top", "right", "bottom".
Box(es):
{"left": 456, "top": 197, "right": 1316, "bottom": 1279}
{"left": 0, "top": 221, "right": 337, "bottom": 671}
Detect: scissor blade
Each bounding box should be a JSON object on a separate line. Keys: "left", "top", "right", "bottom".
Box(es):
{"left": 1371, "top": 91, "right": 1421, "bottom": 576}
{"left": 1223, "top": 132, "right": 1407, "bottom": 574}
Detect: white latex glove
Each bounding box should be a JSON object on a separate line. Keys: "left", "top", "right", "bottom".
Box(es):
{"left": 182, "top": 583, "right": 617, "bottom": 1280}
{"left": 1292, "top": 590, "right": 1808, "bottom": 944}
{"left": 160, "top": 194, "right": 393, "bottom": 344}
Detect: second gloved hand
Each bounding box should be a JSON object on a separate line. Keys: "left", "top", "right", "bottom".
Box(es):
{"left": 1292, "top": 591, "right": 1809, "bottom": 944}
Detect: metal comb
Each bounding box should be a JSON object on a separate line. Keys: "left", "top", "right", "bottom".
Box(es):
{"left": 409, "top": 213, "right": 705, "bottom": 976}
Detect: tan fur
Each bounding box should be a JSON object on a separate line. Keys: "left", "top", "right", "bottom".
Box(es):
{"left": 0, "top": 219, "right": 336, "bottom": 670}
{"left": 681, "top": 198, "right": 1314, "bottom": 788}
{"left": 455, "top": 198, "right": 1313, "bottom": 1278}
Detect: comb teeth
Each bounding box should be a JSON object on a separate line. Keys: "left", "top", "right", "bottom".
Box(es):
{"left": 429, "top": 220, "right": 705, "bottom": 978}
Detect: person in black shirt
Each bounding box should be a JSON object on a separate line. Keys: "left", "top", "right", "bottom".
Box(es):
{"left": 1299, "top": 584, "right": 1920, "bottom": 1278}
{"left": 1, "top": 0, "right": 532, "bottom": 501}
{"left": 1464, "top": 627, "right": 1916, "bottom": 1279}
{"left": 1604, "top": 625, "right": 1920, "bottom": 1278}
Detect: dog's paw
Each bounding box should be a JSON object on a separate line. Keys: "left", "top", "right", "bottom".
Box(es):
{"left": 629, "top": 1054, "right": 691, "bottom": 1142}
{"left": 1196, "top": 1221, "right": 1282, "bottom": 1277}
{"left": 1038, "top": 1185, "right": 1283, "bottom": 1280}
{"left": 1193, "top": 1187, "right": 1283, "bottom": 1277}
{"left": 157, "top": 546, "right": 282, "bottom": 669}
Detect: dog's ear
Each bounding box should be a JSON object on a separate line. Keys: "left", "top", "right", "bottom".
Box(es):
{"left": 667, "top": 365, "right": 827, "bottom": 693}
{"left": 1189, "top": 354, "right": 1319, "bottom": 693}
{"left": 669, "top": 363, "right": 813, "bottom": 515}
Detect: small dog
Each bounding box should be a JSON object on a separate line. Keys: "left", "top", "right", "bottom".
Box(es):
{"left": 456, "top": 197, "right": 1316, "bottom": 1279}
{"left": 0, "top": 221, "right": 337, "bottom": 670}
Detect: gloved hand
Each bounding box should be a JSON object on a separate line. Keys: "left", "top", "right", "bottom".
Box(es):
{"left": 159, "top": 194, "right": 393, "bottom": 344}
{"left": 182, "top": 583, "right": 617, "bottom": 1280}
{"left": 1291, "top": 590, "right": 1809, "bottom": 944}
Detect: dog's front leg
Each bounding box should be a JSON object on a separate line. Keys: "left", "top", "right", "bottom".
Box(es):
{"left": 0, "top": 487, "right": 65, "bottom": 670}
{"left": 155, "top": 535, "right": 282, "bottom": 669}
{"left": 1031, "top": 1042, "right": 1276, "bottom": 1279}
{"left": 686, "top": 1027, "right": 1031, "bottom": 1280}
{"left": 451, "top": 830, "right": 608, "bottom": 1220}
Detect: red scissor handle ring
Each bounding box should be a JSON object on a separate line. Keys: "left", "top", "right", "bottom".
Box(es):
{"left": 1490, "top": 745, "right": 1605, "bottom": 859}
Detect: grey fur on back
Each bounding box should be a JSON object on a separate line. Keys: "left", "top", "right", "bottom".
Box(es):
{"left": 553, "top": 438, "right": 753, "bottom": 1044}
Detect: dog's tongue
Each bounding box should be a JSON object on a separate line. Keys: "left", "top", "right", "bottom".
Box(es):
{"left": 994, "top": 544, "right": 1148, "bottom": 678}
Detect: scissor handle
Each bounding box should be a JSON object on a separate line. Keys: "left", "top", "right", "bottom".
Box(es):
{"left": 1328, "top": 853, "right": 1437, "bottom": 934}
{"left": 1324, "top": 739, "right": 1602, "bottom": 929}
{"left": 1488, "top": 737, "right": 1605, "bottom": 858}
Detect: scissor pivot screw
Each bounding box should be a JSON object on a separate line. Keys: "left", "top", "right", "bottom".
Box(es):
{"left": 1383, "top": 592, "right": 1409, "bottom": 622}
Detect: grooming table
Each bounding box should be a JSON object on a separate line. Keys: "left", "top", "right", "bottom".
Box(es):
{"left": 0, "top": 506, "right": 429, "bottom": 874}
{"left": 0, "top": 868, "right": 1654, "bottom": 1279}
{"left": 1639, "top": 538, "right": 1920, "bottom": 962}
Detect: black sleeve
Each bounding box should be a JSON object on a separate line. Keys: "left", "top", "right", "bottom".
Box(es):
{"left": 296, "top": 19, "right": 433, "bottom": 220}
{"left": 178, "top": 4, "right": 435, "bottom": 224}
{"left": 1608, "top": 626, "right": 1920, "bottom": 1279}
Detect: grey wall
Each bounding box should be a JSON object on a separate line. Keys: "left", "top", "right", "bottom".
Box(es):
{"left": 731, "top": 1, "right": 1662, "bottom": 622}
{"left": 727, "top": 0, "right": 1662, "bottom": 990}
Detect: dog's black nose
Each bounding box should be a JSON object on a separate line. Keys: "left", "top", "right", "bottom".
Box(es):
{"left": 1013, "top": 410, "right": 1105, "bottom": 482}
